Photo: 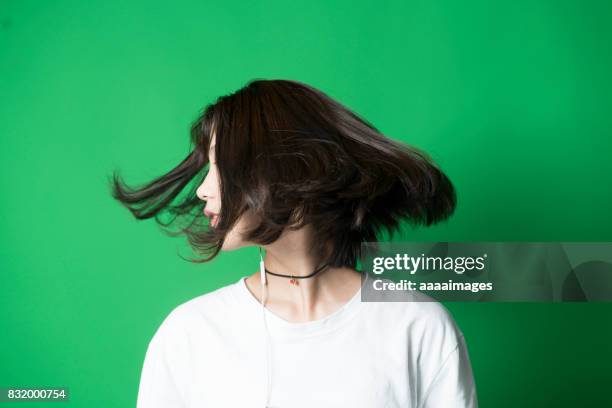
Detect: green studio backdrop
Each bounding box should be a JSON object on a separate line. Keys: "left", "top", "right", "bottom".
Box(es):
{"left": 1, "top": 0, "right": 611, "bottom": 407}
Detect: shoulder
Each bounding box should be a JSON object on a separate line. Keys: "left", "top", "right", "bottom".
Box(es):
{"left": 362, "top": 278, "right": 465, "bottom": 353}
{"left": 368, "top": 296, "right": 463, "bottom": 337}
{"left": 148, "top": 279, "right": 240, "bottom": 345}
{"left": 136, "top": 281, "right": 242, "bottom": 407}
{"left": 361, "top": 284, "right": 473, "bottom": 396}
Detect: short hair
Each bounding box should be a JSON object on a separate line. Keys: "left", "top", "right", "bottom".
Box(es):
{"left": 109, "top": 79, "right": 456, "bottom": 268}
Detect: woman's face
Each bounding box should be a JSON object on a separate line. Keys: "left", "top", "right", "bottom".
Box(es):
{"left": 196, "top": 131, "right": 256, "bottom": 251}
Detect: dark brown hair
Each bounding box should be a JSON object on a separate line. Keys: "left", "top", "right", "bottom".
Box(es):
{"left": 109, "top": 79, "right": 456, "bottom": 269}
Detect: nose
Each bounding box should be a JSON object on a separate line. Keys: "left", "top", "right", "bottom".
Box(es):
{"left": 196, "top": 170, "right": 215, "bottom": 201}
{"left": 196, "top": 180, "right": 209, "bottom": 201}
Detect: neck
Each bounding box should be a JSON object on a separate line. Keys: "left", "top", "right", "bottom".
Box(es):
{"left": 248, "top": 265, "right": 362, "bottom": 322}
{"left": 245, "top": 226, "right": 363, "bottom": 322}
{"left": 258, "top": 236, "right": 331, "bottom": 301}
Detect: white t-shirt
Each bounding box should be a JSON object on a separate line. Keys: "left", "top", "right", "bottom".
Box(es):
{"left": 136, "top": 274, "right": 478, "bottom": 408}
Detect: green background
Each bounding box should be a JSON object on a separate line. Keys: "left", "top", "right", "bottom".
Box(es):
{"left": 1, "top": 0, "right": 611, "bottom": 406}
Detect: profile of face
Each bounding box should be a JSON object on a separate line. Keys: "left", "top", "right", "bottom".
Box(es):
{"left": 196, "top": 131, "right": 256, "bottom": 251}
{"left": 112, "top": 80, "right": 457, "bottom": 269}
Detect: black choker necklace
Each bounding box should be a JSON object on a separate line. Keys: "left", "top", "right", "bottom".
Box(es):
{"left": 264, "top": 263, "right": 330, "bottom": 285}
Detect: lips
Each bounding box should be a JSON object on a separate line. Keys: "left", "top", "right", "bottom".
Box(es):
{"left": 204, "top": 209, "right": 219, "bottom": 227}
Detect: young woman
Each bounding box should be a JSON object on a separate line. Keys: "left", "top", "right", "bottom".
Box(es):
{"left": 111, "top": 79, "right": 478, "bottom": 407}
